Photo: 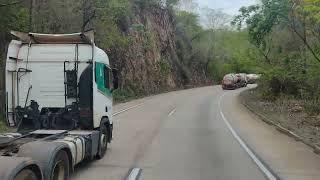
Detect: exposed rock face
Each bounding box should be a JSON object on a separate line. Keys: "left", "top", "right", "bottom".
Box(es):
{"left": 110, "top": 5, "right": 210, "bottom": 97}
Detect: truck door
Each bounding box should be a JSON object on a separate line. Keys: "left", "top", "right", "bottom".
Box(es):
{"left": 93, "top": 62, "right": 113, "bottom": 128}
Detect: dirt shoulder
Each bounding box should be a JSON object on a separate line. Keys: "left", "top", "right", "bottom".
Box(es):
{"left": 240, "top": 88, "right": 320, "bottom": 148}
{"left": 223, "top": 87, "right": 320, "bottom": 180}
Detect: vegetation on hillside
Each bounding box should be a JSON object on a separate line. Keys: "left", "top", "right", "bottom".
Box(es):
{"left": 0, "top": 0, "right": 257, "bottom": 105}
{"left": 173, "top": 3, "right": 261, "bottom": 84}
{"left": 2, "top": 0, "right": 319, "bottom": 115}
{"left": 0, "top": 0, "right": 236, "bottom": 112}
{"left": 233, "top": 0, "right": 320, "bottom": 114}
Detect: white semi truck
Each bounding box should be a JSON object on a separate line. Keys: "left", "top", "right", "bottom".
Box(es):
{"left": 0, "top": 31, "right": 118, "bottom": 180}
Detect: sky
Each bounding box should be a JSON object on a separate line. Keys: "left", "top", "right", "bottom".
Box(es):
{"left": 196, "top": 0, "right": 257, "bottom": 15}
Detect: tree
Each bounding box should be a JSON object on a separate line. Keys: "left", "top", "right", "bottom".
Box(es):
{"left": 203, "top": 7, "right": 231, "bottom": 30}
{"left": 177, "top": 0, "right": 198, "bottom": 13}
{"left": 0, "top": 0, "right": 29, "bottom": 118}
{"left": 232, "top": 0, "right": 320, "bottom": 63}
{"left": 165, "top": 0, "right": 179, "bottom": 7}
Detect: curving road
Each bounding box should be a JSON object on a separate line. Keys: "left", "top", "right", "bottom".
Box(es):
{"left": 71, "top": 85, "right": 320, "bottom": 180}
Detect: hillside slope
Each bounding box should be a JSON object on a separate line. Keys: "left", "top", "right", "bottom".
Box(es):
{"left": 109, "top": 4, "right": 210, "bottom": 99}
{"left": 0, "top": 1, "right": 211, "bottom": 106}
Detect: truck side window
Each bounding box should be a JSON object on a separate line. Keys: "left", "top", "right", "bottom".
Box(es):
{"left": 95, "top": 62, "right": 113, "bottom": 95}
{"left": 104, "top": 66, "right": 110, "bottom": 89}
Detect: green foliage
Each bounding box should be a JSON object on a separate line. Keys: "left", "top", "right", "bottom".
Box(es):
{"left": 0, "top": 4, "right": 28, "bottom": 34}
{"left": 302, "top": 0, "right": 320, "bottom": 23}
{"left": 132, "top": 23, "right": 145, "bottom": 32}
{"left": 158, "top": 60, "right": 171, "bottom": 75}
{"left": 174, "top": 8, "right": 264, "bottom": 83}
{"left": 166, "top": 0, "right": 179, "bottom": 7}
{"left": 0, "top": 1, "right": 29, "bottom": 120}
{"left": 231, "top": 0, "right": 320, "bottom": 114}
{"left": 133, "top": 0, "right": 179, "bottom": 9}
{"left": 113, "top": 87, "right": 137, "bottom": 102}
{"left": 205, "top": 30, "right": 261, "bottom": 82}
{"left": 232, "top": 0, "right": 291, "bottom": 48}
{"left": 175, "top": 11, "right": 202, "bottom": 37}
{"left": 94, "top": 0, "right": 131, "bottom": 51}
{"left": 0, "top": 1, "right": 29, "bottom": 52}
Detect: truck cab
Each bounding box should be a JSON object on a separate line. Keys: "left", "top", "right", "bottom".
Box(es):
{"left": 0, "top": 31, "right": 118, "bottom": 180}
{"left": 6, "top": 30, "right": 118, "bottom": 132}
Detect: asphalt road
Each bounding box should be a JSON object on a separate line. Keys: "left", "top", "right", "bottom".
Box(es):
{"left": 71, "top": 85, "right": 320, "bottom": 180}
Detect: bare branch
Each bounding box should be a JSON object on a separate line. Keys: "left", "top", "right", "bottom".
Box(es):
{"left": 287, "top": 4, "right": 320, "bottom": 63}
{"left": 288, "top": 23, "right": 320, "bottom": 63}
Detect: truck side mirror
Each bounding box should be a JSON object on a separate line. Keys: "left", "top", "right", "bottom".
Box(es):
{"left": 112, "top": 68, "right": 119, "bottom": 91}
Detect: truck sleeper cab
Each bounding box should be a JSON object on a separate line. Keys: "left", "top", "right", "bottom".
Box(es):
{"left": 0, "top": 31, "right": 118, "bottom": 180}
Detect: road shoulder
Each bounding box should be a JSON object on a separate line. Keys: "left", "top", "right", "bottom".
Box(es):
{"left": 221, "top": 88, "right": 320, "bottom": 180}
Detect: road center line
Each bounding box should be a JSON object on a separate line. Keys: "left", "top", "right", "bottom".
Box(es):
{"left": 168, "top": 108, "right": 176, "bottom": 117}
{"left": 218, "top": 93, "right": 278, "bottom": 180}
{"left": 113, "top": 103, "right": 144, "bottom": 116}
{"left": 126, "top": 168, "right": 142, "bottom": 180}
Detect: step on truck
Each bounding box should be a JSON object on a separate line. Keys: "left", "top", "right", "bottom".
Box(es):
{"left": 0, "top": 30, "right": 119, "bottom": 180}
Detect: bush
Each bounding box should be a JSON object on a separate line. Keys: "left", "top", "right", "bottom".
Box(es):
{"left": 303, "top": 99, "right": 320, "bottom": 115}
{"left": 256, "top": 57, "right": 309, "bottom": 99}
{"left": 158, "top": 60, "right": 171, "bottom": 75}
{"left": 113, "top": 85, "right": 139, "bottom": 103}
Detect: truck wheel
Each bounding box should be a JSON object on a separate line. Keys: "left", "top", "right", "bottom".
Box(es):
{"left": 96, "top": 123, "right": 109, "bottom": 159}
{"left": 14, "top": 169, "right": 38, "bottom": 180}
{"left": 50, "top": 150, "right": 69, "bottom": 180}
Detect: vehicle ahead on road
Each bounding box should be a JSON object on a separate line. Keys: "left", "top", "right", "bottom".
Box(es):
{"left": 0, "top": 31, "right": 118, "bottom": 180}
{"left": 246, "top": 74, "right": 261, "bottom": 84}
{"left": 221, "top": 73, "right": 247, "bottom": 90}
{"left": 222, "top": 74, "right": 238, "bottom": 90}
{"left": 236, "top": 73, "right": 248, "bottom": 88}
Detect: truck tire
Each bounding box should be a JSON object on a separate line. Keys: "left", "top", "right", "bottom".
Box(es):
{"left": 14, "top": 169, "right": 38, "bottom": 180}
{"left": 49, "top": 150, "right": 69, "bottom": 180}
{"left": 96, "top": 122, "right": 109, "bottom": 159}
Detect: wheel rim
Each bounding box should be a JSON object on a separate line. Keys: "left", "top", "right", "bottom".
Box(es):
{"left": 100, "top": 130, "right": 108, "bottom": 153}
{"left": 97, "top": 126, "right": 108, "bottom": 158}
{"left": 101, "top": 133, "right": 107, "bottom": 149}
{"left": 52, "top": 160, "right": 65, "bottom": 180}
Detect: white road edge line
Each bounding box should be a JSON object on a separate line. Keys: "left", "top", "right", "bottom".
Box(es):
{"left": 168, "top": 108, "right": 176, "bottom": 117}
{"left": 219, "top": 93, "right": 278, "bottom": 180}
{"left": 113, "top": 103, "right": 144, "bottom": 116}
{"left": 126, "top": 168, "right": 142, "bottom": 180}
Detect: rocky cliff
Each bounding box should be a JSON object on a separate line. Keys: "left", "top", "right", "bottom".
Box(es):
{"left": 109, "top": 4, "right": 210, "bottom": 99}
